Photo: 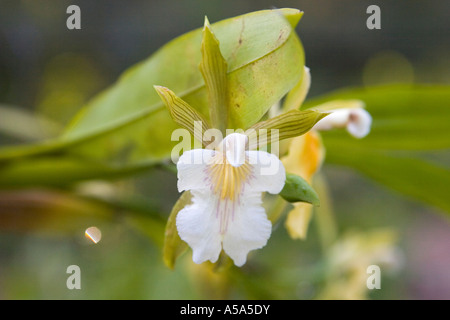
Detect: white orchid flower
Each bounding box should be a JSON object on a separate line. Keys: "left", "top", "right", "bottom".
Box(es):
{"left": 176, "top": 132, "right": 286, "bottom": 267}
{"left": 283, "top": 67, "right": 372, "bottom": 139}
{"left": 313, "top": 107, "right": 372, "bottom": 138}
{"left": 154, "top": 19, "right": 327, "bottom": 268}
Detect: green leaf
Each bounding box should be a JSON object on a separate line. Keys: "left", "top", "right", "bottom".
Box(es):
{"left": 0, "top": 104, "right": 61, "bottom": 142}
{"left": 303, "top": 84, "right": 450, "bottom": 214}
{"left": 0, "top": 156, "right": 158, "bottom": 188}
{"left": 0, "top": 189, "right": 112, "bottom": 235}
{"left": 227, "top": 31, "right": 304, "bottom": 129}
{"left": 199, "top": 17, "right": 228, "bottom": 132}
{"left": 246, "top": 110, "right": 328, "bottom": 149}
{"left": 163, "top": 191, "right": 191, "bottom": 269}
{"left": 280, "top": 173, "right": 320, "bottom": 205}
{"left": 307, "top": 99, "right": 365, "bottom": 112}
{"left": 61, "top": 8, "right": 304, "bottom": 162}
{"left": 0, "top": 9, "right": 305, "bottom": 187}
{"left": 325, "top": 145, "right": 450, "bottom": 213}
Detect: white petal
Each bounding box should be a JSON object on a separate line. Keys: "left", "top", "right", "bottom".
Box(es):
{"left": 246, "top": 150, "right": 286, "bottom": 194}
{"left": 176, "top": 149, "right": 216, "bottom": 192}
{"left": 175, "top": 142, "right": 285, "bottom": 267}
{"left": 312, "top": 108, "right": 372, "bottom": 138}
{"left": 222, "top": 192, "right": 272, "bottom": 267}
{"left": 176, "top": 190, "right": 222, "bottom": 264}
{"left": 346, "top": 108, "right": 372, "bottom": 138}
{"left": 221, "top": 133, "right": 248, "bottom": 167}
{"left": 313, "top": 109, "right": 351, "bottom": 131}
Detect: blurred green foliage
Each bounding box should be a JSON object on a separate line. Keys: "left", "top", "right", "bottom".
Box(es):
{"left": 0, "top": 1, "right": 449, "bottom": 300}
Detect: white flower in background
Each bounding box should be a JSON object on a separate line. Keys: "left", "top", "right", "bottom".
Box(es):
{"left": 312, "top": 107, "right": 372, "bottom": 138}
{"left": 176, "top": 133, "right": 286, "bottom": 267}
{"left": 280, "top": 67, "right": 373, "bottom": 240}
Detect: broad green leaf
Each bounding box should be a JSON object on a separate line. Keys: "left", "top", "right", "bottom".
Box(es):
{"left": 227, "top": 32, "right": 304, "bottom": 128}
{"left": 0, "top": 9, "right": 305, "bottom": 188}
{"left": 280, "top": 173, "right": 320, "bottom": 205}
{"left": 61, "top": 9, "right": 305, "bottom": 163}
{"left": 0, "top": 9, "right": 305, "bottom": 187}
{"left": 303, "top": 84, "right": 450, "bottom": 214}
{"left": 163, "top": 191, "right": 191, "bottom": 269}
{"left": 246, "top": 110, "right": 327, "bottom": 149}
{"left": 199, "top": 17, "right": 228, "bottom": 132}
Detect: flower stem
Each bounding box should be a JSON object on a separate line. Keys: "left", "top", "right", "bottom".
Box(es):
{"left": 313, "top": 173, "right": 338, "bottom": 250}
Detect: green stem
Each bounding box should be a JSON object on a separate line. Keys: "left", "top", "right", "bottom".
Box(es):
{"left": 313, "top": 173, "right": 338, "bottom": 250}
{"left": 268, "top": 195, "right": 289, "bottom": 223}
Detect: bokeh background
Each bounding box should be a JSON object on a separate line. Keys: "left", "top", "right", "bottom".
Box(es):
{"left": 0, "top": 0, "right": 449, "bottom": 299}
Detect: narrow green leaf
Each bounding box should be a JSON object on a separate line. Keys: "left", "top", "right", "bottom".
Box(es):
{"left": 154, "top": 85, "right": 210, "bottom": 146}
{"left": 163, "top": 191, "right": 191, "bottom": 269}
{"left": 308, "top": 99, "right": 365, "bottom": 112}
{"left": 0, "top": 189, "right": 111, "bottom": 235}
{"left": 199, "top": 16, "right": 228, "bottom": 132}
{"left": 246, "top": 110, "right": 328, "bottom": 149}
{"left": 0, "top": 104, "right": 61, "bottom": 142}
{"left": 280, "top": 173, "right": 320, "bottom": 205}
{"left": 312, "top": 173, "right": 338, "bottom": 248}
{"left": 325, "top": 144, "right": 450, "bottom": 214}
{"left": 0, "top": 156, "right": 158, "bottom": 188}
